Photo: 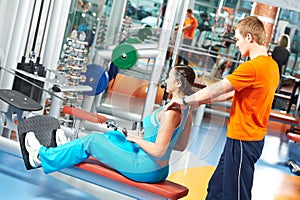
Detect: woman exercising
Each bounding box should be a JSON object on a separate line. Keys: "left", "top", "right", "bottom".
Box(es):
{"left": 24, "top": 65, "right": 195, "bottom": 183}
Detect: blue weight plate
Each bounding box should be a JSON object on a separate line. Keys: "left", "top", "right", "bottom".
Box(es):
{"left": 80, "top": 64, "right": 109, "bottom": 96}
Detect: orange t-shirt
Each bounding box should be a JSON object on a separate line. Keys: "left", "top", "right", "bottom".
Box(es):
{"left": 226, "top": 55, "right": 279, "bottom": 141}
{"left": 183, "top": 16, "right": 198, "bottom": 40}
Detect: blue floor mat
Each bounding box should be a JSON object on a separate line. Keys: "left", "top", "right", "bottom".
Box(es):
{"left": 189, "top": 118, "right": 300, "bottom": 177}
{"left": 0, "top": 151, "right": 99, "bottom": 200}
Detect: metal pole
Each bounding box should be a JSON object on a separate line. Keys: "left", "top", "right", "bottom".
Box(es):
{"left": 105, "top": 0, "right": 127, "bottom": 46}
{"left": 0, "top": 0, "right": 34, "bottom": 111}
{"left": 43, "top": 0, "right": 71, "bottom": 70}
{"left": 141, "top": 0, "right": 181, "bottom": 119}
{"left": 208, "top": 0, "right": 225, "bottom": 52}
{"left": 0, "top": 0, "right": 33, "bottom": 90}
{"left": 41, "top": 0, "right": 71, "bottom": 114}
{"left": 170, "top": 0, "right": 191, "bottom": 69}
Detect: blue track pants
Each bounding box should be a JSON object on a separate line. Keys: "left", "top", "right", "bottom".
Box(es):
{"left": 206, "top": 137, "right": 264, "bottom": 200}
{"left": 38, "top": 131, "right": 168, "bottom": 183}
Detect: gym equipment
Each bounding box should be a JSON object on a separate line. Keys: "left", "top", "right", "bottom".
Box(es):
{"left": 107, "top": 62, "right": 119, "bottom": 87}
{"left": 18, "top": 115, "right": 60, "bottom": 170}
{"left": 1, "top": 133, "right": 188, "bottom": 200}
{"left": 285, "top": 159, "right": 300, "bottom": 175}
{"left": 112, "top": 43, "right": 138, "bottom": 69}
{"left": 12, "top": 0, "right": 51, "bottom": 103}
{"left": 120, "top": 16, "right": 133, "bottom": 42}
{"left": 62, "top": 105, "right": 108, "bottom": 138}
{"left": 290, "top": 34, "right": 300, "bottom": 75}
{"left": 80, "top": 64, "right": 109, "bottom": 96}
{"left": 68, "top": 158, "right": 189, "bottom": 200}
{"left": 62, "top": 106, "right": 107, "bottom": 124}
{"left": 138, "top": 27, "right": 153, "bottom": 41}
{"left": 13, "top": 114, "right": 189, "bottom": 199}
{"left": 105, "top": 121, "right": 128, "bottom": 136}
{"left": 291, "top": 33, "right": 300, "bottom": 54}
{"left": 124, "top": 37, "right": 142, "bottom": 44}
{"left": 0, "top": 65, "right": 71, "bottom": 103}
{"left": 0, "top": 89, "right": 42, "bottom": 139}
{"left": 95, "top": 43, "right": 159, "bottom": 61}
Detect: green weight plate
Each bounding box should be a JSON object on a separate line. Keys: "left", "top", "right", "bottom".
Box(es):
{"left": 112, "top": 43, "right": 138, "bottom": 69}
{"left": 124, "top": 37, "right": 142, "bottom": 44}
{"left": 138, "top": 27, "right": 153, "bottom": 41}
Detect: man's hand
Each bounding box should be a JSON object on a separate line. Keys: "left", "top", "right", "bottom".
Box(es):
{"left": 164, "top": 99, "right": 184, "bottom": 112}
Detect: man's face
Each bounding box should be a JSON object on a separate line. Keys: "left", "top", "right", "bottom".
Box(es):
{"left": 186, "top": 12, "right": 192, "bottom": 18}
{"left": 234, "top": 29, "right": 250, "bottom": 57}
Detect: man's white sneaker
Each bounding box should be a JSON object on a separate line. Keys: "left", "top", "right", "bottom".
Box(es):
{"left": 25, "top": 132, "right": 42, "bottom": 168}
{"left": 55, "top": 129, "right": 70, "bottom": 146}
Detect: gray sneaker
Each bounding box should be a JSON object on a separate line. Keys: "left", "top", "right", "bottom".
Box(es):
{"left": 25, "top": 132, "right": 42, "bottom": 168}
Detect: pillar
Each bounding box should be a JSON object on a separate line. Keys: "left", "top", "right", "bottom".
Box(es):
{"left": 251, "top": 2, "right": 279, "bottom": 46}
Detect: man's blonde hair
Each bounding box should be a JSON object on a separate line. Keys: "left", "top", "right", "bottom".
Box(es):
{"left": 235, "top": 16, "right": 266, "bottom": 46}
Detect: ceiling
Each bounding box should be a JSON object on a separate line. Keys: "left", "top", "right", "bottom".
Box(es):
{"left": 253, "top": 0, "right": 300, "bottom": 12}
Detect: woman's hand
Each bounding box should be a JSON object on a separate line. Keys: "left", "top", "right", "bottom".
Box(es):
{"left": 126, "top": 129, "right": 144, "bottom": 143}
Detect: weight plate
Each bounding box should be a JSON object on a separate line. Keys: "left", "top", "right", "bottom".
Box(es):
{"left": 112, "top": 43, "right": 138, "bottom": 69}
{"left": 108, "top": 62, "right": 119, "bottom": 81}
{"left": 138, "top": 27, "right": 153, "bottom": 41}
{"left": 80, "top": 64, "right": 109, "bottom": 96}
{"left": 124, "top": 37, "right": 142, "bottom": 44}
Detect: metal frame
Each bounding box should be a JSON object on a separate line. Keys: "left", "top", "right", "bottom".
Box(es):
{"left": 0, "top": 136, "right": 180, "bottom": 200}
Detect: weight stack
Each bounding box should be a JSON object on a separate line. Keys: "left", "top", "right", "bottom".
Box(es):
{"left": 12, "top": 61, "right": 46, "bottom": 103}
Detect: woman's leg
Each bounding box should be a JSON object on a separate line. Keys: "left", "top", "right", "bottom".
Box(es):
{"left": 39, "top": 136, "right": 91, "bottom": 174}
{"left": 40, "top": 131, "right": 168, "bottom": 183}
{"left": 81, "top": 132, "right": 168, "bottom": 183}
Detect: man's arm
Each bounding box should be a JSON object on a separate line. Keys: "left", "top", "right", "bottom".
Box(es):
{"left": 185, "top": 78, "right": 234, "bottom": 106}
{"left": 165, "top": 78, "right": 234, "bottom": 111}
{"left": 182, "top": 24, "right": 192, "bottom": 31}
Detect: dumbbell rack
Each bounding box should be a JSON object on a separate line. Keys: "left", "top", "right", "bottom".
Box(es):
{"left": 57, "top": 30, "right": 89, "bottom": 106}
{"left": 43, "top": 30, "right": 90, "bottom": 126}
{"left": 119, "top": 16, "right": 132, "bottom": 43}
{"left": 95, "top": 14, "right": 108, "bottom": 48}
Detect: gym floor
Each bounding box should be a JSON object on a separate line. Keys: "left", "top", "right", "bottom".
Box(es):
{"left": 1, "top": 109, "right": 300, "bottom": 200}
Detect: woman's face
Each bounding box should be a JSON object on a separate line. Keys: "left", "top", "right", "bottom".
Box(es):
{"left": 165, "top": 68, "right": 179, "bottom": 94}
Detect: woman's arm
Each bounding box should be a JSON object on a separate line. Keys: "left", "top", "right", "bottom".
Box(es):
{"left": 127, "top": 110, "right": 181, "bottom": 158}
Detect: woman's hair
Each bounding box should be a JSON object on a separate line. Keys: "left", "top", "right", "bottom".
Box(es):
{"left": 174, "top": 65, "right": 195, "bottom": 95}
{"left": 279, "top": 34, "right": 290, "bottom": 49}
{"left": 234, "top": 16, "right": 266, "bottom": 46}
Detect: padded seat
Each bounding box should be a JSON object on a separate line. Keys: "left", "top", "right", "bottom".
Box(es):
{"left": 287, "top": 132, "right": 300, "bottom": 143}
{"left": 75, "top": 158, "right": 189, "bottom": 200}
{"left": 62, "top": 106, "right": 107, "bottom": 123}
{"left": 269, "top": 110, "right": 300, "bottom": 125}
{"left": 18, "top": 115, "right": 189, "bottom": 199}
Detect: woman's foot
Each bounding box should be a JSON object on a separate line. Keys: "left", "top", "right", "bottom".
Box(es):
{"left": 55, "top": 129, "right": 70, "bottom": 146}
{"left": 25, "top": 132, "right": 42, "bottom": 168}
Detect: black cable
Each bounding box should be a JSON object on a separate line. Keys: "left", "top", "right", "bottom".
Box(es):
{"left": 31, "top": 0, "right": 45, "bottom": 53}
{"left": 0, "top": 66, "right": 64, "bottom": 101}
{"left": 23, "top": 0, "right": 38, "bottom": 61}
{"left": 38, "top": 0, "right": 52, "bottom": 62}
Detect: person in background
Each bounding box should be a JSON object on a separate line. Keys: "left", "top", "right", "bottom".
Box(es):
{"left": 24, "top": 65, "right": 195, "bottom": 184}
{"left": 165, "top": 16, "right": 279, "bottom": 200}
{"left": 176, "top": 9, "right": 198, "bottom": 65}
{"left": 272, "top": 34, "right": 290, "bottom": 80}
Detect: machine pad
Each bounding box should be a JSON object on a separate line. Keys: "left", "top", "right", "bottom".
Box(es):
{"left": 18, "top": 115, "right": 60, "bottom": 170}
